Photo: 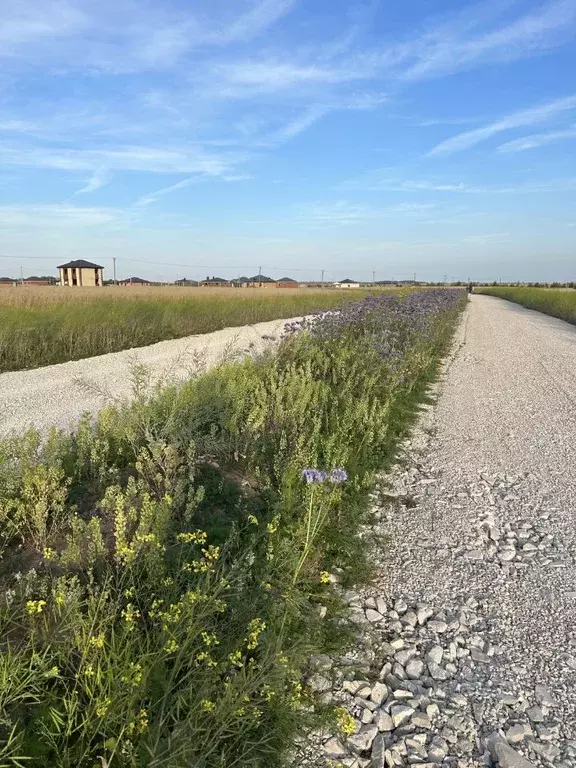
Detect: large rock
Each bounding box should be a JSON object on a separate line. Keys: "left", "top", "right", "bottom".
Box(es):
{"left": 486, "top": 733, "right": 538, "bottom": 768}
{"left": 324, "top": 737, "right": 348, "bottom": 759}
{"left": 375, "top": 711, "right": 394, "bottom": 731}
{"left": 391, "top": 704, "right": 415, "bottom": 727}
{"left": 347, "top": 724, "right": 379, "bottom": 754}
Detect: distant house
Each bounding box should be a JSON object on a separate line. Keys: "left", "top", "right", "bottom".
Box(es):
{"left": 200, "top": 275, "right": 229, "bottom": 287}
{"left": 58, "top": 259, "right": 103, "bottom": 287}
{"left": 23, "top": 276, "right": 57, "bottom": 286}
{"left": 246, "top": 274, "right": 276, "bottom": 287}
{"left": 0, "top": 277, "right": 16, "bottom": 286}
{"left": 277, "top": 277, "right": 299, "bottom": 288}
{"left": 174, "top": 278, "right": 199, "bottom": 287}
{"left": 119, "top": 276, "right": 152, "bottom": 286}
{"left": 334, "top": 278, "right": 360, "bottom": 289}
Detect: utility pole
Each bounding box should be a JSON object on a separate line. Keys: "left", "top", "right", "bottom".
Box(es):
{"left": 113, "top": 257, "right": 117, "bottom": 285}
{"left": 20, "top": 266, "right": 24, "bottom": 285}
{"left": 372, "top": 270, "right": 376, "bottom": 286}
{"left": 444, "top": 273, "right": 448, "bottom": 285}
{"left": 321, "top": 269, "right": 325, "bottom": 287}
{"left": 258, "top": 266, "right": 262, "bottom": 287}
{"left": 413, "top": 272, "right": 417, "bottom": 285}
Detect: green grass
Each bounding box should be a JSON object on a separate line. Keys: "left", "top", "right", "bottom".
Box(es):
{"left": 476, "top": 286, "right": 576, "bottom": 325}
{"left": 0, "top": 289, "right": 379, "bottom": 373}
{"left": 0, "top": 290, "right": 465, "bottom": 767}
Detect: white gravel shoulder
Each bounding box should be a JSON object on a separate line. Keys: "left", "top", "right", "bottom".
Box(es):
{"left": 0, "top": 315, "right": 299, "bottom": 437}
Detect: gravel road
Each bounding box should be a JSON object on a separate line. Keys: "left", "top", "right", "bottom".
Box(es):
{"left": 0, "top": 316, "right": 296, "bottom": 436}
{"left": 300, "top": 294, "right": 576, "bottom": 768}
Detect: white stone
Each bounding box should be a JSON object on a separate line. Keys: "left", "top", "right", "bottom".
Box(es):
{"left": 391, "top": 704, "right": 415, "bottom": 727}
{"left": 406, "top": 659, "right": 425, "bottom": 679}
{"left": 324, "top": 737, "right": 348, "bottom": 759}
{"left": 370, "top": 682, "right": 389, "bottom": 706}
{"left": 347, "top": 724, "right": 379, "bottom": 754}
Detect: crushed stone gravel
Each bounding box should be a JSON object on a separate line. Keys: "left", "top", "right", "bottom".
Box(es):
{"left": 0, "top": 316, "right": 299, "bottom": 436}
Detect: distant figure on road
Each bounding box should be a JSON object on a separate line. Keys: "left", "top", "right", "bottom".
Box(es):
{"left": 467, "top": 282, "right": 473, "bottom": 294}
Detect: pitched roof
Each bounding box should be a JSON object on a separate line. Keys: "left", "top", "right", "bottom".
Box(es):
{"left": 58, "top": 259, "right": 103, "bottom": 269}
{"left": 250, "top": 274, "right": 275, "bottom": 282}
{"left": 120, "top": 276, "right": 149, "bottom": 284}
{"left": 337, "top": 278, "right": 358, "bottom": 284}
{"left": 201, "top": 276, "right": 228, "bottom": 283}
{"left": 278, "top": 277, "right": 297, "bottom": 282}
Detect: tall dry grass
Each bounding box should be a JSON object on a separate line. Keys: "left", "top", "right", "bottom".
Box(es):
{"left": 0, "top": 286, "right": 385, "bottom": 372}
{"left": 476, "top": 286, "right": 576, "bottom": 325}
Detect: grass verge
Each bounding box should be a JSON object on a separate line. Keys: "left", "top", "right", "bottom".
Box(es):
{"left": 0, "top": 289, "right": 392, "bottom": 373}
{"left": 0, "top": 289, "right": 465, "bottom": 767}
{"left": 476, "top": 286, "right": 576, "bottom": 325}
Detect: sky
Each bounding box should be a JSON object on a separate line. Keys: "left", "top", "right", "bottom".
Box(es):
{"left": 1, "top": 0, "right": 576, "bottom": 283}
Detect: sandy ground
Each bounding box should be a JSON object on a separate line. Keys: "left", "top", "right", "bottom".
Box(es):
{"left": 0, "top": 315, "right": 298, "bottom": 436}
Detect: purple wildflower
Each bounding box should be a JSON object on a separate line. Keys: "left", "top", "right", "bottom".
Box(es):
{"left": 302, "top": 469, "right": 328, "bottom": 484}
{"left": 329, "top": 468, "right": 348, "bottom": 484}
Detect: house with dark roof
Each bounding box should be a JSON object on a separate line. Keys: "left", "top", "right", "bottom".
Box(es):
{"left": 0, "top": 277, "right": 16, "bottom": 286}
{"left": 174, "top": 278, "right": 199, "bottom": 287}
{"left": 118, "top": 276, "right": 152, "bottom": 286}
{"left": 334, "top": 278, "right": 361, "bottom": 289}
{"left": 200, "top": 275, "right": 229, "bottom": 287}
{"left": 58, "top": 259, "right": 104, "bottom": 287}
{"left": 276, "top": 277, "right": 299, "bottom": 288}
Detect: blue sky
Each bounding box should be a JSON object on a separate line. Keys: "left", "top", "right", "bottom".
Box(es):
{"left": 1, "top": 0, "right": 575, "bottom": 282}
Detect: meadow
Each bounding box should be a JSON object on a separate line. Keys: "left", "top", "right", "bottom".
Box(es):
{"left": 0, "top": 286, "right": 380, "bottom": 373}
{"left": 0, "top": 289, "right": 465, "bottom": 767}
{"left": 476, "top": 286, "right": 576, "bottom": 325}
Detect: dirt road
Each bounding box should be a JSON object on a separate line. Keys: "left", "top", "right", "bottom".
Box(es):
{"left": 0, "top": 316, "right": 295, "bottom": 436}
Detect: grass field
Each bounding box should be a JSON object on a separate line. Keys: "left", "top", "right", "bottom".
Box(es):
{"left": 476, "top": 286, "right": 576, "bottom": 325}
{"left": 0, "top": 286, "right": 385, "bottom": 373}
{"left": 0, "top": 289, "right": 465, "bottom": 767}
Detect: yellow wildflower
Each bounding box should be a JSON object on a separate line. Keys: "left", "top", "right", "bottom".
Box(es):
{"left": 336, "top": 707, "right": 356, "bottom": 736}
{"left": 320, "top": 571, "right": 331, "bottom": 584}
{"left": 96, "top": 697, "right": 112, "bottom": 717}
{"left": 164, "top": 638, "right": 180, "bottom": 654}
{"left": 246, "top": 618, "right": 266, "bottom": 650}
{"left": 89, "top": 633, "right": 105, "bottom": 649}
{"left": 26, "top": 600, "right": 47, "bottom": 615}
{"left": 247, "top": 514, "right": 259, "bottom": 526}
{"left": 177, "top": 530, "right": 208, "bottom": 545}
{"left": 201, "top": 700, "right": 216, "bottom": 712}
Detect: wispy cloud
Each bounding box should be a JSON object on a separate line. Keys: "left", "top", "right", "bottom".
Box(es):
{"left": 399, "top": 0, "right": 576, "bottom": 82}
{"left": 74, "top": 168, "right": 112, "bottom": 195}
{"left": 498, "top": 124, "right": 576, "bottom": 152}
{"left": 342, "top": 171, "right": 576, "bottom": 195}
{"left": 0, "top": 204, "right": 132, "bottom": 229}
{"left": 1, "top": 143, "right": 244, "bottom": 175}
{"left": 428, "top": 94, "right": 576, "bottom": 155}
{"left": 134, "top": 177, "right": 200, "bottom": 207}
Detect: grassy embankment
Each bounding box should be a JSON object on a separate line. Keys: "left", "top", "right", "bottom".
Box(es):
{"left": 0, "top": 289, "right": 465, "bottom": 767}
{"left": 476, "top": 286, "right": 576, "bottom": 325}
{"left": 0, "top": 287, "right": 385, "bottom": 373}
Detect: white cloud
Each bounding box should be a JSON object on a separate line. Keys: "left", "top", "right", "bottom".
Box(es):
{"left": 74, "top": 168, "right": 112, "bottom": 195}
{"left": 214, "top": 0, "right": 299, "bottom": 44}
{"left": 0, "top": 203, "right": 132, "bottom": 229}
{"left": 134, "top": 177, "right": 200, "bottom": 207}
{"left": 399, "top": 0, "right": 576, "bottom": 82}
{"left": 428, "top": 94, "right": 576, "bottom": 155}
{"left": 498, "top": 124, "right": 576, "bottom": 152}
{"left": 1, "top": 143, "right": 244, "bottom": 175}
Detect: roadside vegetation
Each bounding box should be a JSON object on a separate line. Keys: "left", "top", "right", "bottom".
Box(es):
{"left": 476, "top": 286, "right": 576, "bottom": 326}
{"left": 0, "top": 287, "right": 383, "bottom": 373}
{"left": 0, "top": 289, "right": 465, "bottom": 767}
